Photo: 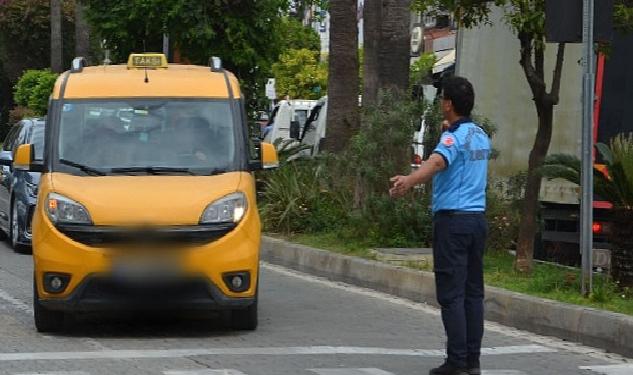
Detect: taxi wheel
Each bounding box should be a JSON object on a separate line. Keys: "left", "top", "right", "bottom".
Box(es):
{"left": 33, "top": 280, "right": 66, "bottom": 333}
{"left": 230, "top": 298, "right": 258, "bottom": 331}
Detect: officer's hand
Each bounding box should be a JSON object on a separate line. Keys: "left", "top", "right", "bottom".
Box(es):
{"left": 389, "top": 175, "right": 412, "bottom": 198}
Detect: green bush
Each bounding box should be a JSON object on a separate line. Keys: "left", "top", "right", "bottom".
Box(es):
{"left": 351, "top": 192, "right": 433, "bottom": 247}
{"left": 13, "top": 69, "right": 58, "bottom": 115}
{"left": 260, "top": 94, "right": 436, "bottom": 248}
{"left": 347, "top": 92, "right": 425, "bottom": 200}
{"left": 259, "top": 158, "right": 349, "bottom": 234}
{"left": 486, "top": 188, "right": 520, "bottom": 252}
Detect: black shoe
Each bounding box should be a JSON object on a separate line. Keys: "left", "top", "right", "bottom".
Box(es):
{"left": 467, "top": 359, "right": 481, "bottom": 375}
{"left": 429, "top": 361, "right": 469, "bottom": 375}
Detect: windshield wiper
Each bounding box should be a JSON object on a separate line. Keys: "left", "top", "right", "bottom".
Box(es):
{"left": 109, "top": 166, "right": 197, "bottom": 175}
{"left": 59, "top": 159, "right": 107, "bottom": 176}
{"left": 208, "top": 168, "right": 227, "bottom": 176}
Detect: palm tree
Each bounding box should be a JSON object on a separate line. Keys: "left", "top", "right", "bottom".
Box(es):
{"left": 50, "top": 0, "right": 63, "bottom": 72}
{"left": 542, "top": 133, "right": 633, "bottom": 286}
{"left": 362, "top": 0, "right": 412, "bottom": 107}
{"left": 74, "top": 0, "right": 90, "bottom": 61}
{"left": 322, "top": 0, "right": 360, "bottom": 154}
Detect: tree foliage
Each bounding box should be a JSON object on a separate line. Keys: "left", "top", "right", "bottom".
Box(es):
{"left": 272, "top": 48, "right": 327, "bottom": 99}
{"left": 0, "top": 0, "right": 75, "bottom": 81}
{"left": 278, "top": 17, "right": 321, "bottom": 53}
{"left": 82, "top": 0, "right": 290, "bottom": 111}
{"left": 410, "top": 52, "right": 436, "bottom": 87}
{"left": 13, "top": 69, "right": 59, "bottom": 115}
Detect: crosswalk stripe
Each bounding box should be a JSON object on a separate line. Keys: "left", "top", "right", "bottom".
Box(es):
{"left": 0, "top": 344, "right": 556, "bottom": 361}
{"left": 14, "top": 372, "right": 90, "bottom": 375}
{"left": 308, "top": 369, "right": 394, "bottom": 375}
{"left": 579, "top": 364, "right": 633, "bottom": 374}
{"left": 164, "top": 370, "right": 247, "bottom": 375}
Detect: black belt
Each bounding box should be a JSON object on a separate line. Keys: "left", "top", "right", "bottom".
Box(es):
{"left": 434, "top": 210, "right": 485, "bottom": 216}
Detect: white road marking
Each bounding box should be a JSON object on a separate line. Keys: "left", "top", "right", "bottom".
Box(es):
{"left": 481, "top": 371, "right": 527, "bottom": 375}
{"left": 309, "top": 368, "right": 394, "bottom": 375}
{"left": 579, "top": 364, "right": 633, "bottom": 374}
{"left": 14, "top": 372, "right": 90, "bottom": 375}
{"left": 262, "top": 262, "right": 633, "bottom": 364}
{"left": 164, "top": 370, "right": 247, "bottom": 375}
{"left": 0, "top": 288, "right": 33, "bottom": 315}
{"left": 0, "top": 345, "right": 554, "bottom": 361}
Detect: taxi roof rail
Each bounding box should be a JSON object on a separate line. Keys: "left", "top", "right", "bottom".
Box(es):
{"left": 70, "top": 57, "right": 87, "bottom": 73}
{"left": 209, "top": 56, "right": 223, "bottom": 72}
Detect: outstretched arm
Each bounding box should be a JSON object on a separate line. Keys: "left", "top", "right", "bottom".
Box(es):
{"left": 389, "top": 153, "right": 446, "bottom": 198}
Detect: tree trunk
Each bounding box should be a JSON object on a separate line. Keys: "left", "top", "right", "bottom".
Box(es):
{"left": 322, "top": 0, "right": 360, "bottom": 154}
{"left": 74, "top": 0, "right": 90, "bottom": 61}
{"left": 515, "top": 104, "right": 554, "bottom": 274}
{"left": 514, "top": 40, "right": 566, "bottom": 274}
{"left": 50, "top": 0, "right": 63, "bottom": 73}
{"left": 362, "top": 0, "right": 411, "bottom": 108}
{"left": 377, "top": 0, "right": 410, "bottom": 94}
{"left": 362, "top": 0, "right": 381, "bottom": 108}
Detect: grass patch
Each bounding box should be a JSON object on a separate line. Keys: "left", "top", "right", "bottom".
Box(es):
{"left": 269, "top": 231, "right": 633, "bottom": 316}
{"left": 269, "top": 231, "right": 376, "bottom": 259}
{"left": 484, "top": 251, "right": 633, "bottom": 315}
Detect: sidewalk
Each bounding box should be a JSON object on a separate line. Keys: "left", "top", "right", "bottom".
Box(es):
{"left": 261, "top": 236, "right": 633, "bottom": 358}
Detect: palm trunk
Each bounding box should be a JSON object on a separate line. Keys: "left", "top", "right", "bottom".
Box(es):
{"left": 362, "top": 0, "right": 381, "bottom": 108}
{"left": 322, "top": 0, "right": 360, "bottom": 154}
{"left": 74, "top": 0, "right": 90, "bottom": 61}
{"left": 362, "top": 0, "right": 411, "bottom": 107}
{"left": 50, "top": 0, "right": 63, "bottom": 73}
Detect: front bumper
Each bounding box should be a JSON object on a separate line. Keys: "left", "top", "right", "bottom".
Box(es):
{"left": 39, "top": 274, "right": 255, "bottom": 312}
{"left": 32, "top": 206, "right": 262, "bottom": 309}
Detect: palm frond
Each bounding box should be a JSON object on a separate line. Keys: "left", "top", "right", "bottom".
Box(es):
{"left": 540, "top": 153, "right": 581, "bottom": 184}
{"left": 596, "top": 142, "right": 614, "bottom": 165}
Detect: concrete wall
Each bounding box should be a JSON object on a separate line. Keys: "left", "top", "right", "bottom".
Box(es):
{"left": 456, "top": 6, "right": 583, "bottom": 181}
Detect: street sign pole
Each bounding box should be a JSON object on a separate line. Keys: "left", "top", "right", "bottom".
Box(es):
{"left": 580, "top": 0, "right": 595, "bottom": 296}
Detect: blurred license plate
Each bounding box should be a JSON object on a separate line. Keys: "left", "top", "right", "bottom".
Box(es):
{"left": 111, "top": 255, "right": 182, "bottom": 281}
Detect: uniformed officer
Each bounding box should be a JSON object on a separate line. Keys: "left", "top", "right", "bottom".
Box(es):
{"left": 390, "top": 76, "right": 490, "bottom": 375}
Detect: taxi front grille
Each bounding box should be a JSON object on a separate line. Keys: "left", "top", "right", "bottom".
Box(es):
{"left": 80, "top": 277, "right": 213, "bottom": 301}
{"left": 55, "top": 223, "right": 236, "bottom": 247}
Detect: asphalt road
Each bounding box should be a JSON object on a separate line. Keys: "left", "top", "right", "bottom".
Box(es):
{"left": 0, "top": 242, "right": 631, "bottom": 375}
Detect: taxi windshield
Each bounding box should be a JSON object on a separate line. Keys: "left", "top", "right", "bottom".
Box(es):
{"left": 55, "top": 100, "right": 237, "bottom": 175}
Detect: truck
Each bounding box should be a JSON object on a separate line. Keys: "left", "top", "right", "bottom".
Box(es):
{"left": 262, "top": 99, "right": 317, "bottom": 144}
{"left": 537, "top": 33, "right": 633, "bottom": 267}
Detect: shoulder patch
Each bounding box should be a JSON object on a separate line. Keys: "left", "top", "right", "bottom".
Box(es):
{"left": 442, "top": 135, "right": 455, "bottom": 147}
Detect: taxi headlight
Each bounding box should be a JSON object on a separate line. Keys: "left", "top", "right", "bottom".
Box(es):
{"left": 200, "top": 192, "right": 247, "bottom": 224}
{"left": 46, "top": 193, "right": 92, "bottom": 225}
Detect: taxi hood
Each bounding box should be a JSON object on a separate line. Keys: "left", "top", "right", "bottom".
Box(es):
{"left": 47, "top": 172, "right": 246, "bottom": 226}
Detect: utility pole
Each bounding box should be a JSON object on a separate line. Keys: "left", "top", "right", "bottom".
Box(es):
{"left": 580, "top": 0, "right": 595, "bottom": 296}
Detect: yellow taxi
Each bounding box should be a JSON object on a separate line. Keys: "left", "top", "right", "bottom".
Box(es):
{"left": 13, "top": 53, "right": 278, "bottom": 332}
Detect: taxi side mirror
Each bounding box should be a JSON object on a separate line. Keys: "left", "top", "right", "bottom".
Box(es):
{"left": 262, "top": 142, "right": 279, "bottom": 170}
{"left": 13, "top": 144, "right": 43, "bottom": 172}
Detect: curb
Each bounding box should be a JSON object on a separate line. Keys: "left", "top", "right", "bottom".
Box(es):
{"left": 261, "top": 236, "right": 633, "bottom": 358}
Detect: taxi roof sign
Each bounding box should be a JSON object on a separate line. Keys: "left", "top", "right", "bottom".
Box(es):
{"left": 127, "top": 53, "right": 168, "bottom": 69}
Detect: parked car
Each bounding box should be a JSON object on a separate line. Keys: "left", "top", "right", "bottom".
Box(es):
{"left": 0, "top": 118, "right": 45, "bottom": 252}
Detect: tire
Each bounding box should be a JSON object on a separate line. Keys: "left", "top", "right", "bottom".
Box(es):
{"left": 230, "top": 298, "right": 258, "bottom": 331}
{"left": 33, "top": 280, "right": 65, "bottom": 333}
{"left": 10, "top": 199, "right": 27, "bottom": 253}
